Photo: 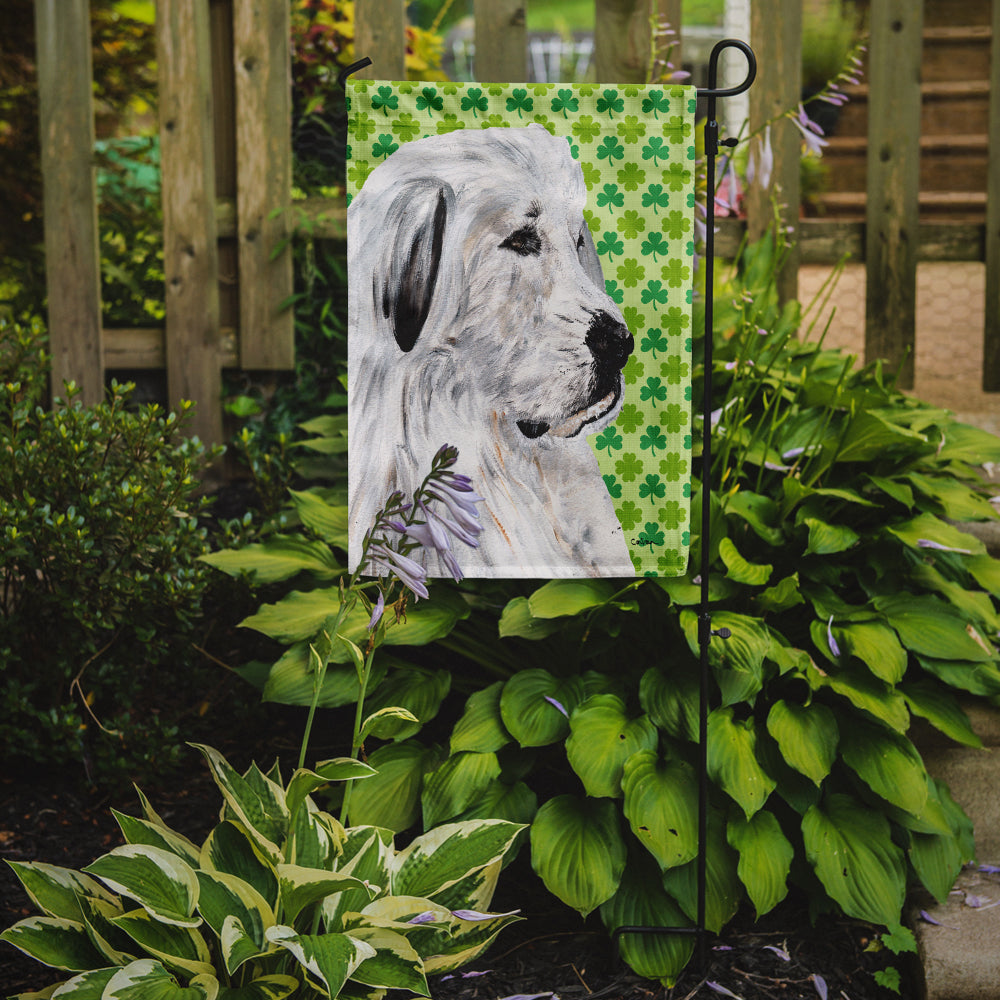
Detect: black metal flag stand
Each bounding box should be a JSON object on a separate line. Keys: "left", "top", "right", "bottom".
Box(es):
{"left": 339, "top": 38, "right": 758, "bottom": 975}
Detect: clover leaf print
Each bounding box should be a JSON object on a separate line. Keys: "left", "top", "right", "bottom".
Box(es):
{"left": 347, "top": 159, "right": 372, "bottom": 188}
{"left": 662, "top": 209, "right": 692, "bottom": 239}
{"left": 481, "top": 114, "right": 511, "bottom": 129}
{"left": 642, "top": 136, "right": 667, "bottom": 166}
{"left": 642, "top": 90, "right": 670, "bottom": 118}
{"left": 353, "top": 112, "right": 376, "bottom": 141}
{"left": 660, "top": 355, "right": 690, "bottom": 384}
{"left": 617, "top": 258, "right": 645, "bottom": 288}
{"left": 663, "top": 304, "right": 691, "bottom": 333}
{"left": 616, "top": 162, "right": 646, "bottom": 191}
{"left": 596, "top": 231, "right": 625, "bottom": 259}
{"left": 618, "top": 402, "right": 643, "bottom": 434}
{"left": 437, "top": 114, "right": 466, "bottom": 134}
{"left": 639, "top": 474, "right": 666, "bottom": 500}
{"left": 461, "top": 87, "right": 489, "bottom": 117}
{"left": 551, "top": 89, "right": 579, "bottom": 117}
{"left": 658, "top": 549, "right": 686, "bottom": 575}
{"left": 623, "top": 306, "right": 646, "bottom": 330}
{"left": 616, "top": 210, "right": 646, "bottom": 239}
{"left": 640, "top": 425, "right": 668, "bottom": 454}
{"left": 391, "top": 113, "right": 421, "bottom": 142}
{"left": 663, "top": 162, "right": 692, "bottom": 192}
{"left": 659, "top": 452, "right": 688, "bottom": 481}
{"left": 596, "top": 136, "right": 625, "bottom": 163}
{"left": 641, "top": 521, "right": 666, "bottom": 547}
{"left": 615, "top": 452, "right": 643, "bottom": 482}
{"left": 663, "top": 114, "right": 692, "bottom": 143}
{"left": 658, "top": 500, "right": 685, "bottom": 530}
{"left": 487, "top": 84, "right": 505, "bottom": 97}
{"left": 603, "top": 474, "right": 623, "bottom": 499}
{"left": 661, "top": 260, "right": 691, "bottom": 289}
{"left": 604, "top": 279, "right": 625, "bottom": 304}
{"left": 640, "top": 376, "right": 667, "bottom": 406}
{"left": 641, "top": 280, "right": 669, "bottom": 306}
{"left": 371, "top": 86, "right": 398, "bottom": 115}
{"left": 623, "top": 355, "right": 645, "bottom": 384}
{"left": 506, "top": 88, "right": 534, "bottom": 118}
{"left": 597, "top": 88, "right": 624, "bottom": 117}
{"left": 581, "top": 161, "right": 602, "bottom": 188}
{"left": 659, "top": 402, "right": 686, "bottom": 433}
{"left": 572, "top": 114, "right": 601, "bottom": 144}
{"left": 596, "top": 184, "right": 624, "bottom": 212}
{"left": 641, "top": 232, "right": 668, "bottom": 260}
{"left": 642, "top": 184, "right": 670, "bottom": 215}
{"left": 371, "top": 134, "right": 399, "bottom": 160}
{"left": 617, "top": 114, "right": 645, "bottom": 143}
{"left": 616, "top": 500, "right": 642, "bottom": 531}
{"left": 416, "top": 87, "right": 444, "bottom": 113}
{"left": 595, "top": 426, "right": 623, "bottom": 455}
{"left": 640, "top": 328, "right": 669, "bottom": 357}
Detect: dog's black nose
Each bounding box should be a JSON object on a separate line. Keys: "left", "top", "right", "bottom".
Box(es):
{"left": 586, "top": 312, "right": 634, "bottom": 370}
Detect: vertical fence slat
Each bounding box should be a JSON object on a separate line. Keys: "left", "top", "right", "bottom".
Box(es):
{"left": 983, "top": 0, "right": 1000, "bottom": 390}
{"left": 233, "top": 0, "right": 294, "bottom": 369}
{"left": 34, "top": 0, "right": 103, "bottom": 405}
{"left": 746, "top": 0, "right": 801, "bottom": 304}
{"left": 864, "top": 0, "right": 923, "bottom": 389}
{"left": 659, "top": 0, "right": 682, "bottom": 74}
{"left": 354, "top": 0, "right": 406, "bottom": 80}
{"left": 474, "top": 0, "right": 526, "bottom": 82}
{"left": 594, "top": 0, "right": 656, "bottom": 84}
{"left": 157, "top": 0, "right": 223, "bottom": 445}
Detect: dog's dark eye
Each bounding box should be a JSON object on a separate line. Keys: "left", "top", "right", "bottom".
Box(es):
{"left": 500, "top": 225, "right": 542, "bottom": 257}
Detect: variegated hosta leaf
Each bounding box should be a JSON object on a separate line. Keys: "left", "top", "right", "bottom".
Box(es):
{"left": 110, "top": 908, "right": 214, "bottom": 978}
{"left": 102, "top": 958, "right": 218, "bottom": 999}
{"left": 765, "top": 700, "right": 838, "bottom": 786}
{"left": 200, "top": 822, "right": 278, "bottom": 910}
{"left": 276, "top": 864, "right": 375, "bottom": 925}
{"left": 391, "top": 820, "right": 524, "bottom": 900}
{"left": 345, "top": 926, "right": 429, "bottom": 995}
{"left": 47, "top": 966, "right": 118, "bottom": 997}
{"left": 499, "top": 669, "right": 585, "bottom": 747}
{"left": 421, "top": 751, "right": 501, "bottom": 829}
{"left": 566, "top": 695, "right": 658, "bottom": 798}
{"left": 214, "top": 974, "right": 299, "bottom": 1000}
{"left": 83, "top": 846, "right": 200, "bottom": 928}
{"left": 265, "top": 925, "right": 375, "bottom": 998}
{"left": 219, "top": 915, "right": 269, "bottom": 979}
{"left": 4, "top": 862, "right": 118, "bottom": 922}
{"left": 0, "top": 916, "right": 107, "bottom": 971}
{"left": 195, "top": 870, "right": 274, "bottom": 973}
{"left": 599, "top": 853, "right": 694, "bottom": 987}
{"left": 285, "top": 760, "right": 375, "bottom": 823}
{"left": 450, "top": 681, "right": 511, "bottom": 754}
{"left": 802, "top": 793, "right": 906, "bottom": 926}
{"left": 621, "top": 751, "right": 698, "bottom": 871}
{"left": 112, "top": 810, "right": 202, "bottom": 868}
{"left": 726, "top": 810, "right": 793, "bottom": 918}
{"left": 288, "top": 802, "right": 344, "bottom": 870}
{"left": 706, "top": 707, "right": 776, "bottom": 819}
{"left": 529, "top": 795, "right": 626, "bottom": 917}
{"left": 190, "top": 745, "right": 287, "bottom": 863}
{"left": 425, "top": 858, "right": 502, "bottom": 916}
{"left": 77, "top": 894, "right": 136, "bottom": 966}
{"left": 322, "top": 829, "right": 393, "bottom": 931}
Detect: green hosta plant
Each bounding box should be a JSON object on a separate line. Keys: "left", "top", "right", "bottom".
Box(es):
{"left": 1, "top": 743, "right": 523, "bottom": 999}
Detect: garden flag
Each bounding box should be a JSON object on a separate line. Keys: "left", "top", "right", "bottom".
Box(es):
{"left": 347, "top": 80, "right": 697, "bottom": 579}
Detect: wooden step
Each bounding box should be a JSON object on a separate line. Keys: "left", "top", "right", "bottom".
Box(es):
{"left": 833, "top": 80, "right": 991, "bottom": 138}
{"left": 813, "top": 190, "right": 987, "bottom": 222}
{"left": 922, "top": 25, "right": 993, "bottom": 83}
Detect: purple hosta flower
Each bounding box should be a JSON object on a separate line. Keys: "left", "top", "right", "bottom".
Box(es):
{"left": 367, "top": 543, "right": 429, "bottom": 600}
{"left": 827, "top": 615, "right": 841, "bottom": 657}
{"left": 791, "top": 104, "right": 828, "bottom": 156}
{"left": 367, "top": 590, "right": 385, "bottom": 631}
{"left": 811, "top": 974, "right": 828, "bottom": 1000}
{"left": 917, "top": 538, "right": 973, "bottom": 555}
{"left": 451, "top": 908, "right": 521, "bottom": 921}
{"left": 763, "top": 944, "right": 791, "bottom": 962}
{"left": 544, "top": 695, "right": 569, "bottom": 718}
{"left": 407, "top": 911, "right": 438, "bottom": 925}
{"left": 746, "top": 125, "right": 774, "bottom": 191}
{"left": 979, "top": 864, "right": 1000, "bottom": 874}
{"left": 706, "top": 983, "right": 742, "bottom": 999}
{"left": 715, "top": 156, "right": 741, "bottom": 216}
{"left": 425, "top": 476, "right": 484, "bottom": 539}
{"left": 441, "top": 970, "right": 493, "bottom": 982}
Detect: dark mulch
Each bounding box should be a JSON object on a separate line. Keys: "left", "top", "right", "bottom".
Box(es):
{"left": 1, "top": 749, "right": 914, "bottom": 1000}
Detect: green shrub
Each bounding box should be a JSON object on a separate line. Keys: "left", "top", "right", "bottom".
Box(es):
{"left": 0, "top": 317, "right": 220, "bottom": 783}
{"left": 1, "top": 744, "right": 524, "bottom": 997}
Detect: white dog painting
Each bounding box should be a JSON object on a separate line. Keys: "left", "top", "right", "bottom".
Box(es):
{"left": 348, "top": 124, "right": 636, "bottom": 578}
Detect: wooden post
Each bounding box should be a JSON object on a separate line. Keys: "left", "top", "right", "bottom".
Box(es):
{"left": 157, "top": 0, "right": 223, "bottom": 445}
{"left": 354, "top": 0, "right": 406, "bottom": 80}
{"left": 983, "top": 0, "right": 1000, "bottom": 390}
{"left": 474, "top": 0, "right": 526, "bottom": 82}
{"left": 864, "top": 0, "right": 923, "bottom": 390}
{"left": 746, "top": 0, "right": 801, "bottom": 305}
{"left": 34, "top": 0, "right": 104, "bottom": 405}
{"left": 233, "top": 0, "right": 294, "bottom": 369}
{"left": 594, "top": 0, "right": 657, "bottom": 84}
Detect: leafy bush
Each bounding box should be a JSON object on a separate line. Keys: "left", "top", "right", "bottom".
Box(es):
{"left": 1, "top": 743, "right": 523, "bottom": 998}
{"left": 0, "top": 317, "right": 220, "bottom": 782}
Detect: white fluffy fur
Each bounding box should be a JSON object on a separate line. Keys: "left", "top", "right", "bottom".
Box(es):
{"left": 348, "top": 124, "right": 634, "bottom": 577}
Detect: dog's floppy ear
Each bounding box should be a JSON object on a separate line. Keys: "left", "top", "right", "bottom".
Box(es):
{"left": 377, "top": 179, "right": 452, "bottom": 352}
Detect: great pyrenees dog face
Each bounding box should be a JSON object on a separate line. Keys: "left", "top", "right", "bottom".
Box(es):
{"left": 349, "top": 124, "right": 635, "bottom": 577}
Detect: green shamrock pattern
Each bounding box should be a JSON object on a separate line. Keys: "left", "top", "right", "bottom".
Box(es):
{"left": 347, "top": 80, "right": 696, "bottom": 577}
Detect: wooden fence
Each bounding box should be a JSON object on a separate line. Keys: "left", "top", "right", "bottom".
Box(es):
{"left": 34, "top": 0, "right": 1000, "bottom": 445}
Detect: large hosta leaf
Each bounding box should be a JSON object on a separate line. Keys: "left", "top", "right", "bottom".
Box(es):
{"left": 346, "top": 926, "right": 429, "bottom": 994}
{"left": 288, "top": 488, "right": 349, "bottom": 547}
{"left": 421, "top": 751, "right": 502, "bottom": 828}
{"left": 886, "top": 512, "right": 985, "bottom": 557}
{"left": 718, "top": 537, "right": 772, "bottom": 585}
{"left": 450, "top": 682, "right": 511, "bottom": 754}
{"left": 901, "top": 680, "right": 982, "bottom": 748}
{"left": 566, "top": 695, "right": 658, "bottom": 798}
{"left": 727, "top": 811, "right": 793, "bottom": 918}
{"left": 200, "top": 535, "right": 341, "bottom": 584}
{"left": 5, "top": 862, "right": 118, "bottom": 923}
{"left": 839, "top": 718, "right": 928, "bottom": 817}
{"left": 530, "top": 795, "right": 626, "bottom": 916}
{"left": 259, "top": 643, "right": 387, "bottom": 709}
{"left": 195, "top": 871, "right": 273, "bottom": 973}
{"left": 680, "top": 611, "right": 770, "bottom": 706}
{"left": 199, "top": 822, "right": 278, "bottom": 910}
{"left": 362, "top": 666, "right": 451, "bottom": 740}
{"left": 103, "top": 959, "right": 218, "bottom": 1000}
{"left": 346, "top": 740, "right": 442, "bottom": 832}
{"left": 497, "top": 597, "right": 565, "bottom": 639}
{"left": 600, "top": 853, "right": 694, "bottom": 986}
{"left": 802, "top": 794, "right": 906, "bottom": 926}
{"left": 265, "top": 926, "right": 374, "bottom": 998}
{"left": 499, "top": 670, "right": 585, "bottom": 747}
{"left": 111, "top": 908, "right": 214, "bottom": 978}
{"left": 639, "top": 664, "right": 699, "bottom": 742}
{"left": 707, "top": 708, "right": 775, "bottom": 818}
{"left": 216, "top": 976, "right": 299, "bottom": 1000}
{"left": 0, "top": 916, "right": 107, "bottom": 972}
{"left": 874, "top": 594, "right": 995, "bottom": 662}
{"left": 112, "top": 811, "right": 201, "bottom": 868}
{"left": 527, "top": 579, "right": 617, "bottom": 618}
{"left": 916, "top": 655, "right": 1000, "bottom": 697}
{"left": 277, "top": 866, "right": 373, "bottom": 925}
{"left": 833, "top": 621, "right": 907, "bottom": 684}
{"left": 39, "top": 966, "right": 117, "bottom": 998}
{"left": 806, "top": 660, "right": 909, "bottom": 732}
{"left": 765, "top": 700, "right": 838, "bottom": 786}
